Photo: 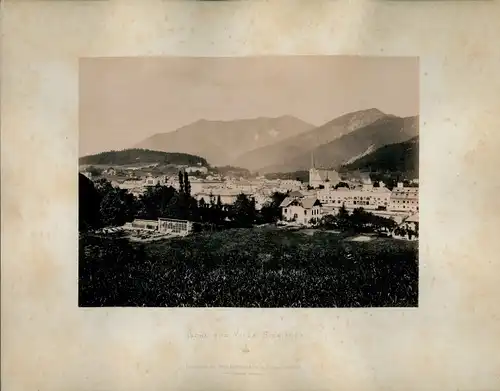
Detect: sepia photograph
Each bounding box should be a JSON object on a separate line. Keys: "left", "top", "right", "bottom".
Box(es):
{"left": 79, "top": 56, "right": 419, "bottom": 307}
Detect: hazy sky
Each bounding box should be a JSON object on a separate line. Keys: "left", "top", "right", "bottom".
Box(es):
{"left": 79, "top": 56, "right": 419, "bottom": 157}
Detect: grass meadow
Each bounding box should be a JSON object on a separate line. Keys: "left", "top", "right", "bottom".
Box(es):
{"left": 79, "top": 227, "right": 418, "bottom": 307}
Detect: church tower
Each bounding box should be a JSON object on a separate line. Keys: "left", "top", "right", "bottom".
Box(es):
{"left": 309, "top": 150, "right": 318, "bottom": 188}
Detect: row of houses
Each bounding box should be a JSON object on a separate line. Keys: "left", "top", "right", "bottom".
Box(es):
{"left": 119, "top": 185, "right": 418, "bottom": 240}
{"left": 280, "top": 186, "right": 419, "bottom": 229}
{"left": 317, "top": 182, "right": 418, "bottom": 213}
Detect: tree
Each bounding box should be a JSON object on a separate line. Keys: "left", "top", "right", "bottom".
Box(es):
{"left": 319, "top": 214, "right": 336, "bottom": 229}
{"left": 178, "top": 171, "right": 184, "bottom": 193}
{"left": 335, "top": 204, "right": 351, "bottom": 231}
{"left": 231, "top": 194, "right": 256, "bottom": 227}
{"left": 350, "top": 207, "right": 371, "bottom": 233}
{"left": 94, "top": 178, "right": 114, "bottom": 197}
{"left": 259, "top": 192, "right": 287, "bottom": 224}
{"left": 184, "top": 172, "right": 191, "bottom": 196}
{"left": 334, "top": 182, "right": 350, "bottom": 189}
{"left": 86, "top": 166, "right": 103, "bottom": 177}
{"left": 136, "top": 185, "right": 177, "bottom": 220}
{"left": 79, "top": 173, "right": 102, "bottom": 231}
{"left": 165, "top": 192, "right": 184, "bottom": 220}
{"left": 100, "top": 187, "right": 137, "bottom": 227}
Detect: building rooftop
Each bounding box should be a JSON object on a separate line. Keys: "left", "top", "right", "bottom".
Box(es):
{"left": 279, "top": 197, "right": 294, "bottom": 208}
{"left": 405, "top": 213, "right": 419, "bottom": 223}
{"left": 289, "top": 190, "right": 304, "bottom": 198}
{"left": 280, "top": 196, "right": 320, "bottom": 209}
{"left": 301, "top": 197, "right": 321, "bottom": 209}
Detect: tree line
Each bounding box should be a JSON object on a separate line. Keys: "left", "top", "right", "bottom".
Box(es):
{"left": 317, "top": 204, "right": 418, "bottom": 239}
{"left": 79, "top": 171, "right": 288, "bottom": 232}
{"left": 79, "top": 148, "right": 208, "bottom": 166}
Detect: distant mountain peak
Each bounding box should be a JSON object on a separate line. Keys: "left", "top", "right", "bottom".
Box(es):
{"left": 362, "top": 108, "right": 385, "bottom": 114}
{"left": 133, "top": 115, "right": 314, "bottom": 166}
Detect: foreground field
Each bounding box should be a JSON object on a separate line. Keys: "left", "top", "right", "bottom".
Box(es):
{"left": 79, "top": 227, "right": 418, "bottom": 307}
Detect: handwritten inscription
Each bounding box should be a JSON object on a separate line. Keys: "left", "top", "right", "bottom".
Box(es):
{"left": 188, "top": 330, "right": 304, "bottom": 340}
{"left": 187, "top": 364, "right": 300, "bottom": 370}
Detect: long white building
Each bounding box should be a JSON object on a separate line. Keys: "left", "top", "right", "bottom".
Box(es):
{"left": 316, "top": 187, "right": 391, "bottom": 210}
{"left": 389, "top": 183, "right": 419, "bottom": 213}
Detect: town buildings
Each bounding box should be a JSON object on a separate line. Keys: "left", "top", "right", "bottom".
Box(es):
{"left": 278, "top": 179, "right": 418, "bottom": 226}
{"left": 278, "top": 179, "right": 303, "bottom": 191}
{"left": 195, "top": 189, "right": 244, "bottom": 205}
{"left": 81, "top": 160, "right": 419, "bottom": 230}
{"left": 317, "top": 186, "right": 391, "bottom": 210}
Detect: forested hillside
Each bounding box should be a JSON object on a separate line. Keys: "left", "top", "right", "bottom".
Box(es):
{"left": 79, "top": 148, "right": 208, "bottom": 167}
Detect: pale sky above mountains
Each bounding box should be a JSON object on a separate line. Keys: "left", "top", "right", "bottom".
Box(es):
{"left": 79, "top": 56, "right": 419, "bottom": 157}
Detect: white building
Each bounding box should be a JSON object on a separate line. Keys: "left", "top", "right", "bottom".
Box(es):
{"left": 158, "top": 218, "right": 193, "bottom": 236}
{"left": 225, "top": 179, "right": 258, "bottom": 193}
{"left": 316, "top": 187, "right": 391, "bottom": 210}
{"left": 185, "top": 166, "right": 209, "bottom": 174}
{"left": 127, "top": 219, "right": 159, "bottom": 230}
{"left": 189, "top": 178, "right": 206, "bottom": 194}
{"left": 195, "top": 189, "right": 248, "bottom": 205}
{"left": 309, "top": 167, "right": 341, "bottom": 189}
{"left": 125, "top": 218, "right": 193, "bottom": 236}
{"left": 389, "top": 183, "right": 419, "bottom": 213}
{"left": 144, "top": 175, "right": 166, "bottom": 187}
{"left": 280, "top": 196, "right": 323, "bottom": 225}
{"left": 118, "top": 179, "right": 145, "bottom": 190}
{"left": 278, "top": 179, "right": 303, "bottom": 191}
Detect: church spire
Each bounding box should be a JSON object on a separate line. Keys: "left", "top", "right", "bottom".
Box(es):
{"left": 311, "top": 150, "right": 315, "bottom": 169}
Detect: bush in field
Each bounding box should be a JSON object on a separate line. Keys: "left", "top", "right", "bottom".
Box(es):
{"left": 319, "top": 206, "right": 398, "bottom": 235}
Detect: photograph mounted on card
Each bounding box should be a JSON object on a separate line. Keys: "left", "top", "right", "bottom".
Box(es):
{"left": 78, "top": 55, "right": 419, "bottom": 308}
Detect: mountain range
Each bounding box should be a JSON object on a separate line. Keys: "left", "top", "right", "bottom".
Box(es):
{"left": 132, "top": 108, "right": 419, "bottom": 174}
{"left": 261, "top": 114, "right": 418, "bottom": 173}
{"left": 134, "top": 116, "right": 314, "bottom": 166}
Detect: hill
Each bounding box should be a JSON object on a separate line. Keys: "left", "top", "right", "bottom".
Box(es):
{"left": 234, "top": 108, "right": 389, "bottom": 171}
{"left": 257, "top": 115, "right": 419, "bottom": 173}
{"left": 79, "top": 148, "right": 208, "bottom": 167}
{"left": 342, "top": 136, "right": 419, "bottom": 175}
{"left": 134, "top": 116, "right": 314, "bottom": 166}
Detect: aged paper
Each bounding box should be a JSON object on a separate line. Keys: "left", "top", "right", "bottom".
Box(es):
{"left": 2, "top": 1, "right": 500, "bottom": 390}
